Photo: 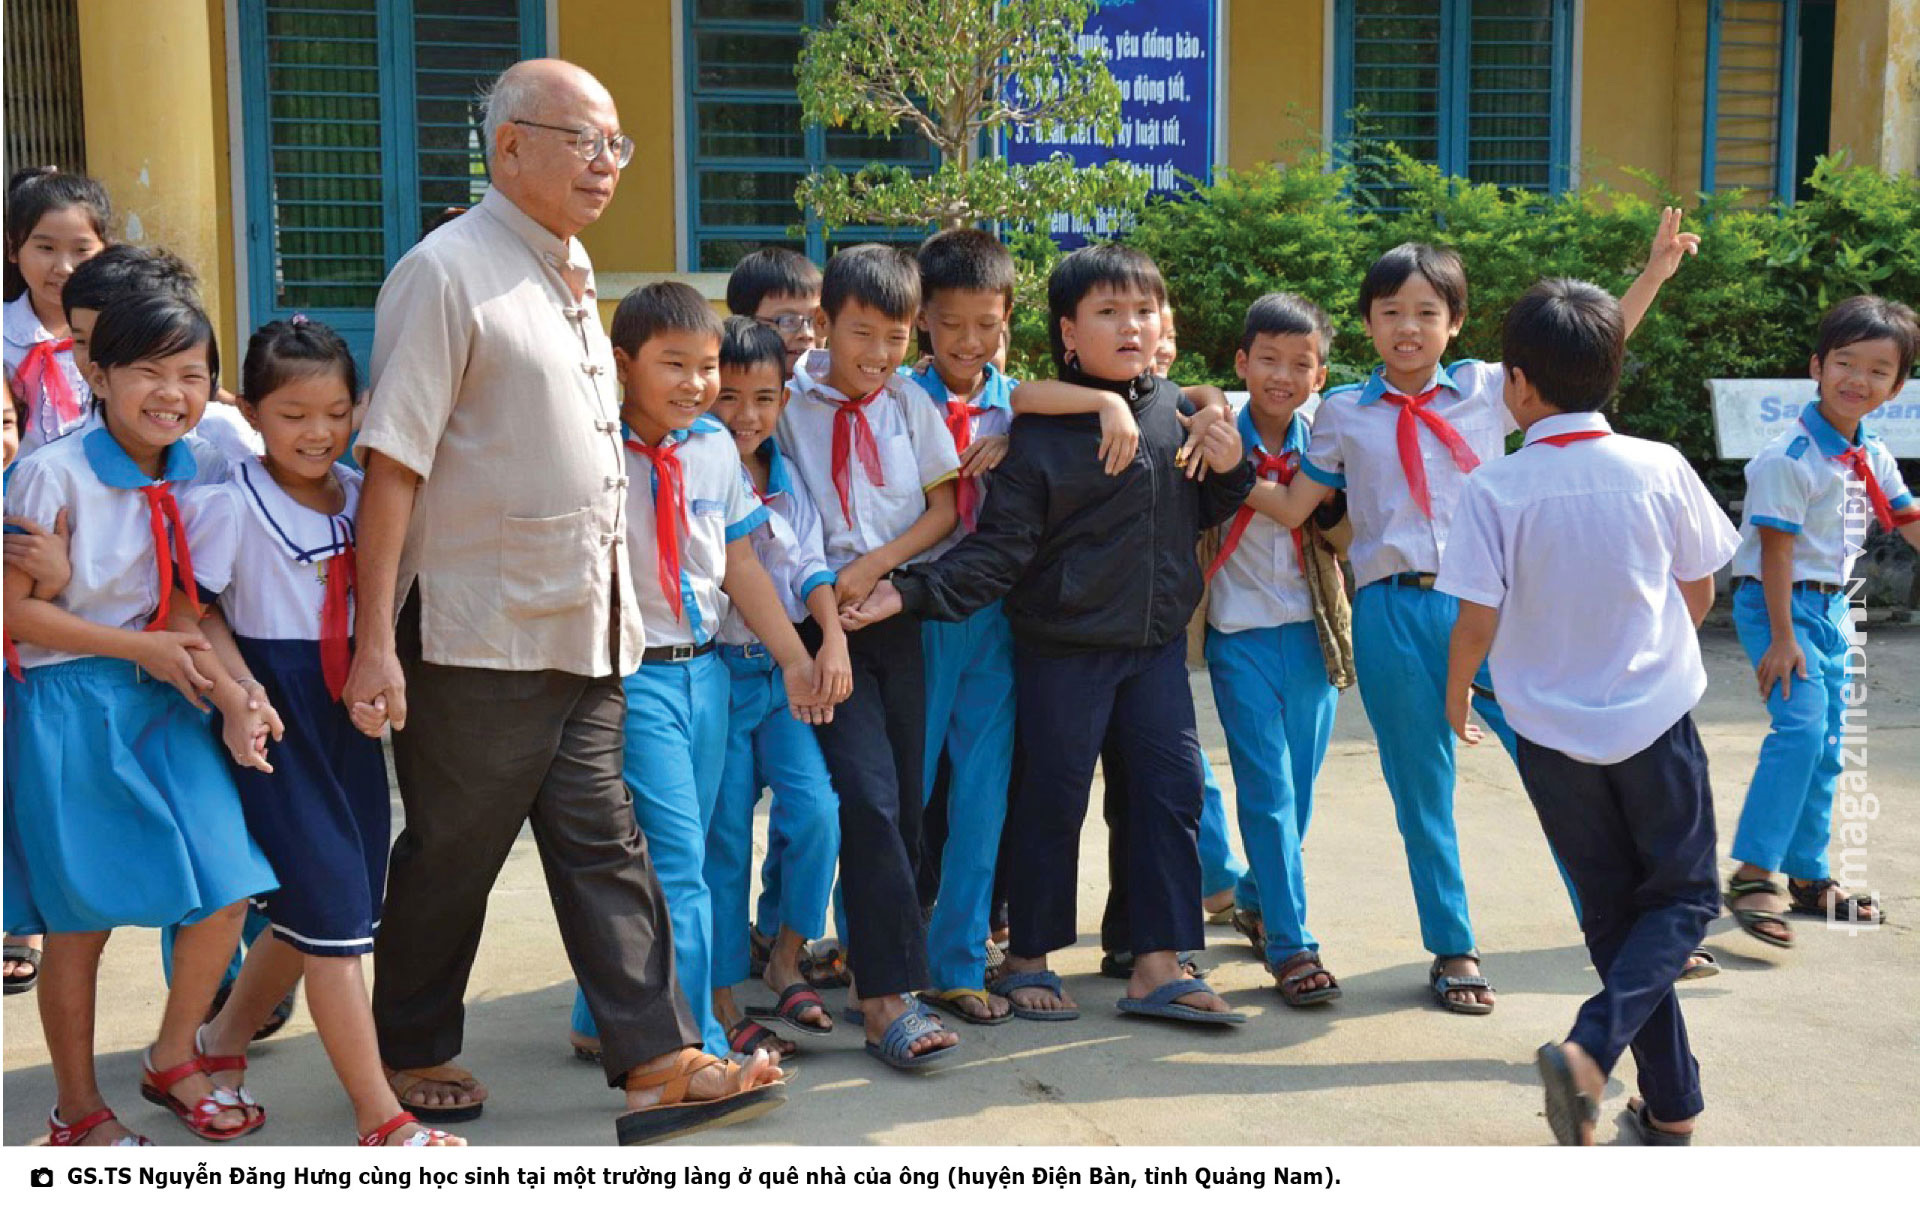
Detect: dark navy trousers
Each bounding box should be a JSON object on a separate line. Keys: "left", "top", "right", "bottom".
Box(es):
{"left": 1515, "top": 714, "right": 1720, "bottom": 1123}
{"left": 1008, "top": 635, "right": 1204, "bottom": 959}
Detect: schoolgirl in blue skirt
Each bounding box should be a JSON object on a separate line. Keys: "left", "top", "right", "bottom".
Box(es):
{"left": 182, "top": 318, "right": 462, "bottom": 1148}
{"left": 3, "top": 293, "right": 276, "bottom": 1146}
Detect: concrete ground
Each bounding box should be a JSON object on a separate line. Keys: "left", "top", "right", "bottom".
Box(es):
{"left": 6, "top": 627, "right": 1917, "bottom": 1147}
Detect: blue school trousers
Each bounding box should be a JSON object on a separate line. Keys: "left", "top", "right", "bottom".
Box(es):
{"left": 920, "top": 604, "right": 1016, "bottom": 992}
{"left": 1730, "top": 581, "right": 1850, "bottom": 880}
{"left": 711, "top": 644, "right": 839, "bottom": 985}
{"left": 1516, "top": 716, "right": 1718, "bottom": 1125}
{"left": 572, "top": 654, "right": 730, "bottom": 1056}
{"left": 1205, "top": 622, "right": 1339, "bottom": 964}
{"left": 1351, "top": 580, "right": 1520, "bottom": 958}
{"left": 1013, "top": 635, "right": 1203, "bottom": 959}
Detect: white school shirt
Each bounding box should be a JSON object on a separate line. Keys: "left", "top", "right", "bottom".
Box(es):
{"left": 3, "top": 292, "right": 91, "bottom": 456}
{"left": 718, "top": 437, "right": 835, "bottom": 645}
{"left": 190, "top": 399, "right": 267, "bottom": 464}
{"left": 3, "top": 426, "right": 232, "bottom": 668}
{"left": 1434, "top": 412, "right": 1740, "bottom": 765}
{"left": 623, "top": 415, "right": 766, "bottom": 648}
{"left": 181, "top": 458, "right": 360, "bottom": 642}
{"left": 1207, "top": 404, "right": 1316, "bottom": 633}
{"left": 776, "top": 349, "right": 961, "bottom": 572}
{"left": 905, "top": 362, "right": 1016, "bottom": 561}
{"left": 1302, "top": 360, "right": 1514, "bottom": 588}
{"left": 1730, "top": 400, "right": 1916, "bottom": 585}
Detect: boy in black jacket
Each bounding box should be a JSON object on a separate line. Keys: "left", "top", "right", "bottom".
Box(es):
{"left": 843, "top": 244, "right": 1254, "bottom": 1025}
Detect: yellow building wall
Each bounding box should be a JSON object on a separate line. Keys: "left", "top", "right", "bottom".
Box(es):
{"left": 1580, "top": 0, "right": 1686, "bottom": 193}
{"left": 559, "top": 0, "right": 679, "bottom": 280}
{"left": 1832, "top": 0, "right": 1920, "bottom": 176}
{"left": 77, "top": 0, "right": 237, "bottom": 357}
{"left": 1224, "top": 0, "right": 1325, "bottom": 168}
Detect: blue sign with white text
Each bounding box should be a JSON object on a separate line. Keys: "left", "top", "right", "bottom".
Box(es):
{"left": 1005, "top": 0, "right": 1219, "bottom": 246}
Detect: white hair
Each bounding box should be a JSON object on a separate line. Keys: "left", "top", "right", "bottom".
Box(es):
{"left": 479, "top": 67, "right": 542, "bottom": 162}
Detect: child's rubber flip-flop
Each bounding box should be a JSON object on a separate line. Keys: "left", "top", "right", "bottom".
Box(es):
{"left": 988, "top": 970, "right": 1081, "bottom": 1021}
{"left": 918, "top": 987, "right": 1011, "bottom": 1025}
{"left": 746, "top": 982, "right": 834, "bottom": 1036}
{"left": 1535, "top": 1043, "right": 1600, "bottom": 1146}
{"left": 1117, "top": 977, "right": 1245, "bottom": 1025}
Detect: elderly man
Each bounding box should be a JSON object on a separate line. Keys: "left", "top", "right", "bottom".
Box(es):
{"left": 346, "top": 58, "right": 783, "bottom": 1145}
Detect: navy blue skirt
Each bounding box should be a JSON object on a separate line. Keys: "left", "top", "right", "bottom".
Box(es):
{"left": 220, "top": 637, "right": 391, "bottom": 956}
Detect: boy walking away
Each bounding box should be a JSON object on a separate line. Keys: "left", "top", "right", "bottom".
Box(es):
{"left": 845, "top": 244, "right": 1254, "bottom": 1027}
{"left": 1436, "top": 279, "right": 1737, "bottom": 1145}
{"left": 775, "top": 245, "right": 963, "bottom": 1070}
{"left": 1722, "top": 296, "right": 1918, "bottom": 945}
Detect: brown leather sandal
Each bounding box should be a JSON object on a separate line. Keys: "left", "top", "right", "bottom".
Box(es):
{"left": 615, "top": 1051, "right": 786, "bottom": 1146}
{"left": 385, "top": 1063, "right": 486, "bottom": 1123}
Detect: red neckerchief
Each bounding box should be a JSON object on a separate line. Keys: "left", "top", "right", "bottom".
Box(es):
{"left": 319, "top": 540, "right": 357, "bottom": 701}
{"left": 1829, "top": 444, "right": 1896, "bottom": 531}
{"left": 626, "top": 436, "right": 689, "bottom": 618}
{"left": 829, "top": 385, "right": 887, "bottom": 524}
{"left": 13, "top": 337, "right": 82, "bottom": 431}
{"left": 137, "top": 483, "right": 201, "bottom": 631}
{"left": 1205, "top": 449, "right": 1304, "bottom": 582}
{"left": 944, "top": 396, "right": 991, "bottom": 531}
{"left": 1531, "top": 430, "right": 1609, "bottom": 447}
{"left": 1384, "top": 384, "right": 1479, "bottom": 517}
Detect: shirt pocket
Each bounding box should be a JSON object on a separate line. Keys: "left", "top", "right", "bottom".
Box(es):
{"left": 497, "top": 507, "right": 597, "bottom": 618}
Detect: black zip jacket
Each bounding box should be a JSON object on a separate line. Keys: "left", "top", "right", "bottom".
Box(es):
{"left": 893, "top": 366, "right": 1254, "bottom": 656}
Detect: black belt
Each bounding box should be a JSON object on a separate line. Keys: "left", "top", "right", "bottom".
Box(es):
{"left": 1731, "top": 576, "right": 1844, "bottom": 597}
{"left": 641, "top": 640, "right": 716, "bottom": 664}
{"left": 1389, "top": 572, "right": 1438, "bottom": 589}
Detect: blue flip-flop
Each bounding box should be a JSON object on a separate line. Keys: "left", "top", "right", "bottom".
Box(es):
{"left": 988, "top": 969, "right": 1081, "bottom": 1021}
{"left": 864, "top": 1008, "right": 959, "bottom": 1071}
{"left": 1117, "top": 977, "right": 1246, "bottom": 1025}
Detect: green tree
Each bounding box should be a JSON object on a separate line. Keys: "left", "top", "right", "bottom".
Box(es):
{"left": 794, "top": 0, "right": 1148, "bottom": 232}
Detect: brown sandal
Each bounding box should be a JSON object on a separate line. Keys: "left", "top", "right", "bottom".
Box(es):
{"left": 1272, "top": 950, "right": 1341, "bottom": 1007}
{"left": 615, "top": 1051, "right": 786, "bottom": 1146}
{"left": 385, "top": 1063, "right": 485, "bottom": 1123}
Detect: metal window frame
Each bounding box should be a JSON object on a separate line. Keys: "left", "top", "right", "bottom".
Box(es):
{"left": 1700, "top": 0, "right": 1800, "bottom": 201}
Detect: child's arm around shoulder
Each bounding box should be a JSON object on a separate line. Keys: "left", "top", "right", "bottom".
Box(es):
{"left": 1010, "top": 378, "right": 1139, "bottom": 476}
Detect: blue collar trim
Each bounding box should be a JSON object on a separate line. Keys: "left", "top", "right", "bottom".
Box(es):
{"left": 83, "top": 425, "right": 196, "bottom": 488}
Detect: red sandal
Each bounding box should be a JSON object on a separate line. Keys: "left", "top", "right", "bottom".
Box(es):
{"left": 195, "top": 1025, "right": 266, "bottom": 1131}
{"left": 140, "top": 1050, "right": 260, "bottom": 1142}
{"left": 47, "top": 1106, "right": 152, "bottom": 1147}
{"left": 358, "top": 1110, "right": 462, "bottom": 1147}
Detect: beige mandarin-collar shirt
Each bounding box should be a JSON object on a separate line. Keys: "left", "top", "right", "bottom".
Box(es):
{"left": 355, "top": 187, "right": 643, "bottom": 677}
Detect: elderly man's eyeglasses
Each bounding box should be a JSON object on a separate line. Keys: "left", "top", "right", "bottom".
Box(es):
{"left": 756, "top": 313, "right": 816, "bottom": 336}
{"left": 512, "top": 120, "right": 635, "bottom": 169}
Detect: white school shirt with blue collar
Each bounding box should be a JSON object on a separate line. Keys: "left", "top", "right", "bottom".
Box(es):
{"left": 717, "top": 437, "right": 836, "bottom": 645}
{"left": 1435, "top": 412, "right": 1740, "bottom": 765}
{"left": 776, "top": 349, "right": 962, "bottom": 572}
{"left": 623, "top": 415, "right": 767, "bottom": 648}
{"left": 1301, "top": 360, "right": 1514, "bottom": 588}
{"left": 906, "top": 362, "right": 1016, "bottom": 561}
{"left": 2, "top": 426, "right": 231, "bottom": 668}
{"left": 1207, "top": 403, "right": 1316, "bottom": 634}
{"left": 3, "top": 292, "right": 91, "bottom": 456}
{"left": 1730, "top": 400, "right": 1916, "bottom": 585}
{"left": 181, "top": 459, "right": 361, "bottom": 642}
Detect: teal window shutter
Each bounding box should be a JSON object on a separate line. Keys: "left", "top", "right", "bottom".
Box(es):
{"left": 1702, "top": 0, "right": 1800, "bottom": 202}
{"left": 240, "top": 0, "right": 544, "bottom": 368}
{"left": 1336, "top": 0, "right": 1573, "bottom": 202}
{"left": 684, "top": 0, "right": 937, "bottom": 272}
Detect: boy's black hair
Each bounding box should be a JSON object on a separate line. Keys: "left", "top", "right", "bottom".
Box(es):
{"left": 62, "top": 245, "right": 200, "bottom": 318}
{"left": 5, "top": 168, "right": 112, "bottom": 301}
{"left": 1814, "top": 294, "right": 1919, "bottom": 378}
{"left": 1045, "top": 243, "right": 1167, "bottom": 373}
{"left": 1501, "top": 278, "right": 1623, "bottom": 413}
{"left": 820, "top": 244, "right": 921, "bottom": 323}
{"left": 1358, "top": 242, "right": 1468, "bottom": 323}
{"left": 609, "top": 281, "right": 725, "bottom": 354}
{"left": 1242, "top": 292, "right": 1334, "bottom": 362}
{"left": 916, "top": 228, "right": 1016, "bottom": 310}
{"left": 719, "top": 314, "right": 788, "bottom": 377}
{"left": 241, "top": 315, "right": 359, "bottom": 406}
{"left": 88, "top": 292, "right": 220, "bottom": 393}
{"left": 726, "top": 247, "right": 823, "bottom": 317}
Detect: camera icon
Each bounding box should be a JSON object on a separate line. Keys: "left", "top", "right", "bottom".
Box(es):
{"left": 30, "top": 1168, "right": 54, "bottom": 1188}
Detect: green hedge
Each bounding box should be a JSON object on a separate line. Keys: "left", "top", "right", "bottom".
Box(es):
{"left": 1005, "top": 149, "right": 1920, "bottom": 471}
